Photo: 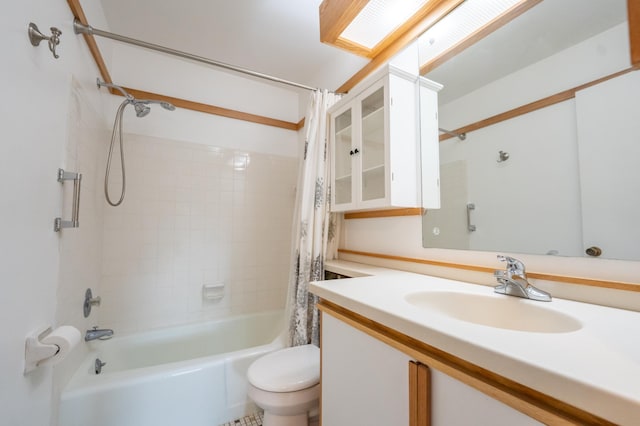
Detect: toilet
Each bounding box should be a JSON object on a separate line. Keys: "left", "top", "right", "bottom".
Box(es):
{"left": 247, "top": 344, "right": 320, "bottom": 426}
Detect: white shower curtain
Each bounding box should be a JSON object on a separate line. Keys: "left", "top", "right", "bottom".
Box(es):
{"left": 286, "top": 89, "right": 341, "bottom": 347}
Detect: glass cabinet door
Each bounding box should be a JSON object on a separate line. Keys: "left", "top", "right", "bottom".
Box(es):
{"left": 333, "top": 107, "right": 353, "bottom": 206}
{"left": 360, "top": 85, "right": 386, "bottom": 202}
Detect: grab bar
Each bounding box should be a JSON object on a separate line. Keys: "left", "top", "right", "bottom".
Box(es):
{"left": 54, "top": 168, "right": 82, "bottom": 232}
{"left": 466, "top": 203, "right": 476, "bottom": 232}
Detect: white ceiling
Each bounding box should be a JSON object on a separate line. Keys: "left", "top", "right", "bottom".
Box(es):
{"left": 93, "top": 0, "right": 369, "bottom": 92}
{"left": 425, "top": 0, "right": 628, "bottom": 103}
{"left": 89, "top": 0, "right": 628, "bottom": 101}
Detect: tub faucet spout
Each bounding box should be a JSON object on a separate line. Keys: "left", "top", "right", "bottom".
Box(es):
{"left": 85, "top": 326, "right": 114, "bottom": 341}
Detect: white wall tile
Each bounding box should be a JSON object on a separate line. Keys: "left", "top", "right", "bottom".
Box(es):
{"left": 100, "top": 136, "right": 297, "bottom": 334}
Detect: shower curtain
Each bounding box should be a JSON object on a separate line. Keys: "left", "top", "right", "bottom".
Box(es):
{"left": 286, "top": 89, "right": 341, "bottom": 347}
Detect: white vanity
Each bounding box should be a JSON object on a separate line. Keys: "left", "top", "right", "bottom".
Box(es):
{"left": 310, "top": 261, "right": 640, "bottom": 425}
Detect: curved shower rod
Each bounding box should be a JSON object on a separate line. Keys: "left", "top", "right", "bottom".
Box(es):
{"left": 72, "top": 19, "right": 319, "bottom": 92}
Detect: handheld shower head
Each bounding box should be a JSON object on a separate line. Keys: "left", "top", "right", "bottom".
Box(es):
{"left": 102, "top": 79, "right": 176, "bottom": 208}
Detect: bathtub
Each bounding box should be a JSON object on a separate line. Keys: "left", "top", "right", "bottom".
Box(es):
{"left": 59, "top": 310, "right": 285, "bottom": 426}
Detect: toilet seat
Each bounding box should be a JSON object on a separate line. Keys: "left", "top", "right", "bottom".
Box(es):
{"left": 248, "top": 344, "right": 320, "bottom": 392}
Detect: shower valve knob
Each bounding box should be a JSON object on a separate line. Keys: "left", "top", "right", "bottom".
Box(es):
{"left": 83, "top": 288, "right": 101, "bottom": 318}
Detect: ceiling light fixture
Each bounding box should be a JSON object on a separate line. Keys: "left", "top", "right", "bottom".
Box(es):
{"left": 340, "top": 0, "right": 431, "bottom": 49}
{"left": 319, "top": 0, "right": 465, "bottom": 58}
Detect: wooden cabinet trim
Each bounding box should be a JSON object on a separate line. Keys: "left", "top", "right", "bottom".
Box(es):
{"left": 318, "top": 300, "right": 614, "bottom": 425}
{"left": 409, "top": 361, "right": 418, "bottom": 426}
{"left": 344, "top": 207, "right": 424, "bottom": 219}
{"left": 409, "top": 361, "right": 432, "bottom": 426}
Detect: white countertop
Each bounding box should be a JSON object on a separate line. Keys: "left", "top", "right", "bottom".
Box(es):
{"left": 314, "top": 261, "right": 640, "bottom": 425}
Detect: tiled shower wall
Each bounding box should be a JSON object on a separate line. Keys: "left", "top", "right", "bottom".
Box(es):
{"left": 53, "top": 78, "right": 109, "bottom": 416}
{"left": 100, "top": 134, "right": 297, "bottom": 334}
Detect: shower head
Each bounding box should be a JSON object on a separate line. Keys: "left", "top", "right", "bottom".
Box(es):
{"left": 141, "top": 99, "right": 176, "bottom": 111}
{"left": 96, "top": 77, "right": 177, "bottom": 117}
{"left": 160, "top": 101, "right": 176, "bottom": 111}
{"left": 133, "top": 102, "right": 151, "bottom": 118}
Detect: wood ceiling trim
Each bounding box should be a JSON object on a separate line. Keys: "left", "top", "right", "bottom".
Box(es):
{"left": 331, "top": 38, "right": 373, "bottom": 57}
{"left": 369, "top": 0, "right": 465, "bottom": 59}
{"left": 319, "top": 0, "right": 370, "bottom": 46}
{"left": 67, "top": 0, "right": 112, "bottom": 85}
{"left": 320, "top": 0, "right": 465, "bottom": 60}
{"left": 66, "top": 0, "right": 302, "bottom": 132}
{"left": 336, "top": 0, "right": 462, "bottom": 93}
{"left": 629, "top": 0, "right": 640, "bottom": 68}
{"left": 120, "top": 87, "right": 299, "bottom": 130}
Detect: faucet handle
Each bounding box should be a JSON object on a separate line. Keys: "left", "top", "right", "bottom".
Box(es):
{"left": 497, "top": 255, "right": 526, "bottom": 277}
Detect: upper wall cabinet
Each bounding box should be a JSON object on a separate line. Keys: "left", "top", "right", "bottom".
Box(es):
{"left": 329, "top": 64, "right": 442, "bottom": 212}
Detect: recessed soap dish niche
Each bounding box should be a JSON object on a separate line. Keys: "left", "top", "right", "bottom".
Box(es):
{"left": 202, "top": 283, "right": 225, "bottom": 301}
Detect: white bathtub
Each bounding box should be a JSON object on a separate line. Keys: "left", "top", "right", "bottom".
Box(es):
{"left": 59, "top": 310, "right": 285, "bottom": 426}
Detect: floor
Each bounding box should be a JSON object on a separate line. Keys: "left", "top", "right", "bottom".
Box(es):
{"left": 220, "top": 412, "right": 319, "bottom": 426}
{"left": 220, "top": 412, "right": 263, "bottom": 426}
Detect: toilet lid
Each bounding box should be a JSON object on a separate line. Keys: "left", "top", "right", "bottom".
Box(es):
{"left": 248, "top": 344, "right": 320, "bottom": 392}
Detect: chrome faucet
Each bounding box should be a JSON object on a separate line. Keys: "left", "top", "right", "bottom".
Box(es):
{"left": 85, "top": 326, "right": 114, "bottom": 341}
{"left": 494, "top": 255, "right": 551, "bottom": 302}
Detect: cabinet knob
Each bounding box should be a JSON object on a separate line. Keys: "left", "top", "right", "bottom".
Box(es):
{"left": 349, "top": 148, "right": 360, "bottom": 156}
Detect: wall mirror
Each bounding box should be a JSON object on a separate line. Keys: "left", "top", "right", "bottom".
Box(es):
{"left": 419, "top": 0, "right": 640, "bottom": 261}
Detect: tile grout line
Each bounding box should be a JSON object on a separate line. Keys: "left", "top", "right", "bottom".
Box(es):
{"left": 219, "top": 411, "right": 263, "bottom": 426}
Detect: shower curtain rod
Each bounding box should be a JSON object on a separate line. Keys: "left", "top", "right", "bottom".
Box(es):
{"left": 73, "top": 19, "right": 319, "bottom": 92}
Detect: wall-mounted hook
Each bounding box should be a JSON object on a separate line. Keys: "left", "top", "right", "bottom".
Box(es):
{"left": 497, "top": 150, "right": 510, "bottom": 162}
{"left": 28, "top": 22, "right": 62, "bottom": 59}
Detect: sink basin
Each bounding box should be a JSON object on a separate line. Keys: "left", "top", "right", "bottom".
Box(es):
{"left": 405, "top": 291, "right": 582, "bottom": 333}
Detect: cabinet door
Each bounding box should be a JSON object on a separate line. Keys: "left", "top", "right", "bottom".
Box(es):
{"left": 321, "top": 312, "right": 411, "bottom": 426}
{"left": 430, "top": 369, "right": 542, "bottom": 426}
{"left": 359, "top": 82, "right": 388, "bottom": 208}
{"left": 331, "top": 103, "right": 356, "bottom": 210}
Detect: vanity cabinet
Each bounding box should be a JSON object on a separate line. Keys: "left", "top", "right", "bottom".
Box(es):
{"left": 329, "top": 65, "right": 441, "bottom": 212}
{"left": 320, "top": 308, "right": 541, "bottom": 426}
{"left": 321, "top": 312, "right": 412, "bottom": 425}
